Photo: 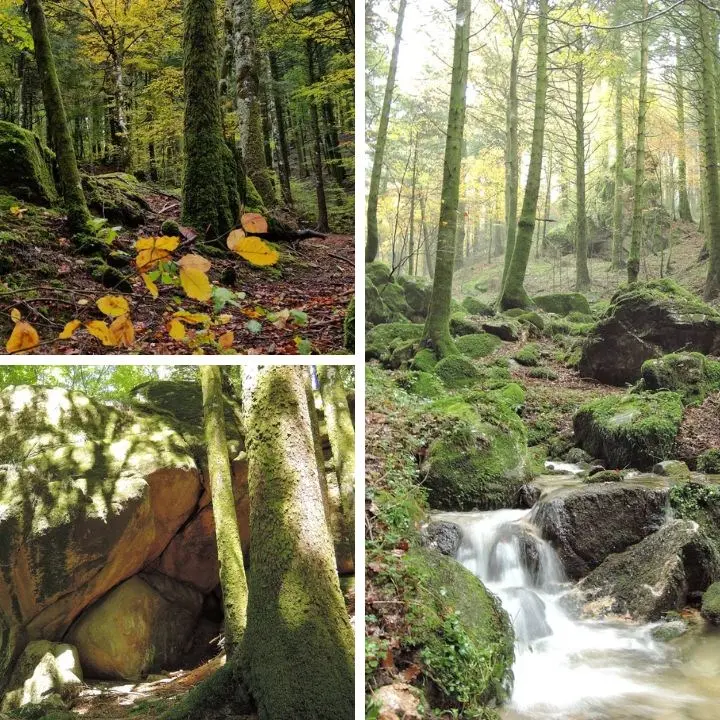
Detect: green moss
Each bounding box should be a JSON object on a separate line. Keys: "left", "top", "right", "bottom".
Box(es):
{"left": 366, "top": 322, "right": 423, "bottom": 362}
{"left": 517, "top": 311, "right": 545, "bottom": 331}
{"left": 462, "top": 296, "right": 495, "bottom": 316}
{"left": 574, "top": 391, "right": 684, "bottom": 469}
{"left": 396, "top": 371, "right": 446, "bottom": 399}
{"left": 567, "top": 311, "right": 595, "bottom": 323}
{"left": 513, "top": 343, "right": 541, "bottom": 367}
{"left": 698, "top": 449, "right": 720, "bottom": 474}
{"left": 449, "top": 312, "right": 484, "bottom": 337}
{"left": 669, "top": 482, "right": 720, "bottom": 551}
{"left": 609, "top": 279, "right": 719, "bottom": 318}
{"left": 455, "top": 333, "right": 501, "bottom": 359}
{"left": 380, "top": 282, "right": 411, "bottom": 318}
{"left": 503, "top": 307, "right": 525, "bottom": 318}
{"left": 82, "top": 173, "right": 149, "bottom": 227}
{"left": 343, "top": 297, "right": 354, "bottom": 351}
{"left": 433, "top": 356, "right": 481, "bottom": 389}
{"left": 488, "top": 382, "right": 525, "bottom": 411}
{"left": 397, "top": 275, "right": 432, "bottom": 317}
{"left": 412, "top": 348, "right": 438, "bottom": 373}
{"left": 528, "top": 366, "right": 558, "bottom": 380}
{"left": 544, "top": 317, "right": 595, "bottom": 337}
{"left": 533, "top": 292, "right": 591, "bottom": 316}
{"left": 366, "top": 261, "right": 393, "bottom": 288}
{"left": 701, "top": 582, "right": 720, "bottom": 623}
{"left": 640, "top": 352, "right": 720, "bottom": 406}
{"left": 584, "top": 469, "right": 623, "bottom": 483}
{"left": 161, "top": 219, "right": 181, "bottom": 236}
{"left": 366, "top": 276, "right": 401, "bottom": 327}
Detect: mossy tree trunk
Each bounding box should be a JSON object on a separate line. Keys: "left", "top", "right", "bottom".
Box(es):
{"left": 575, "top": 30, "right": 591, "bottom": 291}
{"left": 498, "top": 0, "right": 548, "bottom": 309}
{"left": 269, "top": 52, "right": 293, "bottom": 206}
{"left": 627, "top": 0, "right": 649, "bottom": 284}
{"left": 408, "top": 132, "right": 419, "bottom": 275}
{"left": 182, "top": 0, "right": 236, "bottom": 238}
{"left": 422, "top": 0, "right": 471, "bottom": 357}
{"left": 306, "top": 39, "right": 330, "bottom": 232}
{"left": 317, "top": 366, "right": 354, "bottom": 573}
{"left": 26, "top": 0, "right": 90, "bottom": 233}
{"left": 366, "top": 0, "right": 407, "bottom": 263}
{"left": 675, "top": 37, "right": 693, "bottom": 223}
{"left": 611, "top": 67, "right": 625, "bottom": 269}
{"left": 421, "top": 194, "right": 435, "bottom": 278}
{"left": 200, "top": 366, "right": 248, "bottom": 655}
{"left": 239, "top": 366, "right": 354, "bottom": 720}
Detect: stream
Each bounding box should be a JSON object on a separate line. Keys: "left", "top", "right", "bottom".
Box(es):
{"left": 434, "top": 466, "right": 720, "bottom": 720}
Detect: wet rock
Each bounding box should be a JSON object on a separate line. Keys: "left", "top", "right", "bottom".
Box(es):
{"left": 421, "top": 521, "right": 463, "bottom": 557}
{"left": 653, "top": 460, "right": 691, "bottom": 480}
{"left": 532, "top": 482, "right": 669, "bottom": 579}
{"left": 502, "top": 588, "right": 552, "bottom": 643}
{"left": 651, "top": 620, "right": 688, "bottom": 641}
{"left": 569, "top": 520, "right": 720, "bottom": 621}
{"left": 371, "top": 683, "right": 422, "bottom": 720}
{"left": 517, "top": 484, "right": 541, "bottom": 508}
{"left": 587, "top": 465, "right": 606, "bottom": 476}
{"left": 565, "top": 447, "right": 592, "bottom": 464}
{"left": 701, "top": 582, "right": 720, "bottom": 624}
{"left": 584, "top": 469, "right": 623, "bottom": 484}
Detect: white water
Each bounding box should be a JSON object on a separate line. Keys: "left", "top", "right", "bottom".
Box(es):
{"left": 435, "top": 502, "right": 720, "bottom": 719}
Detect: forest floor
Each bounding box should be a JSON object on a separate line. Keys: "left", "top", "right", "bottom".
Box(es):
{"left": 0, "top": 190, "right": 354, "bottom": 355}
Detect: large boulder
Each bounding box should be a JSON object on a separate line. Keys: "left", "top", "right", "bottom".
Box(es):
{"left": 81, "top": 173, "right": 150, "bottom": 227}
{"left": 1, "top": 641, "right": 82, "bottom": 712}
{"left": 397, "top": 275, "right": 433, "bottom": 320}
{"left": 701, "top": 582, "right": 720, "bottom": 624}
{"left": 67, "top": 573, "right": 203, "bottom": 681}
{"left": 366, "top": 322, "right": 423, "bottom": 362}
{"left": 0, "top": 386, "right": 201, "bottom": 669}
{"left": 579, "top": 280, "right": 720, "bottom": 385}
{"left": 573, "top": 391, "right": 684, "bottom": 470}
{"left": 421, "top": 393, "right": 529, "bottom": 510}
{"left": 532, "top": 482, "right": 669, "bottom": 579}
{"left": 0, "top": 121, "right": 57, "bottom": 205}
{"left": 532, "top": 292, "right": 591, "bottom": 316}
{"left": 640, "top": 352, "right": 720, "bottom": 406}
{"left": 568, "top": 520, "right": 720, "bottom": 620}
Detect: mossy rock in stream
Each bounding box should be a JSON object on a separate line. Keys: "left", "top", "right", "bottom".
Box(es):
{"left": 701, "top": 582, "right": 720, "bottom": 624}
{"left": 404, "top": 548, "right": 514, "bottom": 713}
{"left": 532, "top": 292, "right": 591, "bottom": 316}
{"left": 573, "top": 391, "right": 684, "bottom": 470}
{"left": 81, "top": 173, "right": 150, "bottom": 227}
{"left": 421, "top": 393, "right": 529, "bottom": 510}
{"left": 639, "top": 352, "right": 720, "bottom": 406}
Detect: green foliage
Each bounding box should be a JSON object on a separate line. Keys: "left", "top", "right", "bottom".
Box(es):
{"left": 412, "top": 348, "right": 438, "bottom": 372}
{"left": 698, "top": 449, "right": 720, "bottom": 474}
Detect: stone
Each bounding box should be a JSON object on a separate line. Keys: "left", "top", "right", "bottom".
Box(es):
{"left": 366, "top": 322, "right": 423, "bottom": 362}
{"left": 517, "top": 484, "right": 541, "bottom": 508}
{"left": 0, "top": 121, "right": 57, "bottom": 205}
{"left": 67, "top": 573, "right": 203, "bottom": 681}
{"left": 81, "top": 173, "right": 150, "bottom": 226}
{"left": 532, "top": 292, "right": 591, "bottom": 316}
{"left": 579, "top": 280, "right": 720, "bottom": 385}
{"left": 653, "top": 460, "right": 691, "bottom": 480}
{"left": 1, "top": 641, "right": 82, "bottom": 712}
{"left": 449, "top": 312, "right": 486, "bottom": 336}
{"left": 421, "top": 521, "right": 462, "bottom": 557}
{"left": 651, "top": 620, "right": 688, "bottom": 641}
{"left": 569, "top": 520, "right": 720, "bottom": 620}
{"left": 584, "top": 469, "right": 622, "bottom": 483}
{"left": 433, "top": 355, "right": 481, "bottom": 389}
{"left": 461, "top": 296, "right": 495, "bottom": 316}
{"left": 397, "top": 275, "right": 433, "bottom": 319}
{"left": 532, "top": 482, "right": 670, "bottom": 579}
{"left": 640, "top": 352, "right": 720, "bottom": 406}
{"left": 565, "top": 447, "right": 592, "bottom": 464}
{"left": 701, "top": 582, "right": 720, "bottom": 624}
{"left": 371, "top": 683, "right": 422, "bottom": 720}
{"left": 454, "top": 333, "right": 502, "bottom": 359}
{"left": 366, "top": 261, "right": 393, "bottom": 288}
{"left": 481, "top": 319, "right": 521, "bottom": 342}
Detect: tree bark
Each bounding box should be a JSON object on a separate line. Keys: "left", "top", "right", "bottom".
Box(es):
{"left": 611, "top": 69, "right": 625, "bottom": 268}
{"left": 306, "top": 39, "right": 330, "bottom": 232}
{"left": 408, "top": 132, "right": 419, "bottom": 275}
{"left": 269, "top": 52, "right": 293, "bottom": 205}
{"left": 575, "top": 30, "right": 591, "bottom": 291}
{"left": 675, "top": 37, "right": 693, "bottom": 222}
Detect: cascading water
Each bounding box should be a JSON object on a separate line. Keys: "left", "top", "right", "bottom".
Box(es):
{"left": 435, "top": 472, "right": 720, "bottom": 719}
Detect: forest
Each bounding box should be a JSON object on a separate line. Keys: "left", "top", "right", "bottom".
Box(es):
{"left": 0, "top": 0, "right": 355, "bottom": 354}
{"left": 366, "top": 0, "right": 720, "bottom": 718}
{"left": 0, "top": 363, "right": 355, "bottom": 720}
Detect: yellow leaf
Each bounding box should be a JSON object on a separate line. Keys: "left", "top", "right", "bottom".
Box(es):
{"left": 109, "top": 314, "right": 135, "bottom": 347}
{"left": 10, "top": 308, "right": 21, "bottom": 323}
{"left": 86, "top": 320, "right": 114, "bottom": 346}
{"left": 173, "top": 310, "right": 211, "bottom": 325}
{"left": 168, "top": 318, "right": 186, "bottom": 340}
{"left": 97, "top": 295, "right": 130, "bottom": 317}
{"left": 241, "top": 213, "right": 268, "bottom": 234}
{"left": 218, "top": 331, "right": 234, "bottom": 349}
{"left": 177, "top": 254, "right": 211, "bottom": 272}
{"left": 179, "top": 267, "right": 212, "bottom": 301}
{"left": 227, "top": 228, "right": 246, "bottom": 251}
{"left": 229, "top": 235, "right": 280, "bottom": 267}
{"left": 136, "top": 247, "right": 171, "bottom": 271}
{"left": 135, "top": 236, "right": 180, "bottom": 251}
{"left": 58, "top": 319, "right": 82, "bottom": 339}
{"left": 9, "top": 205, "right": 27, "bottom": 218}
{"left": 216, "top": 314, "right": 232, "bottom": 325}
{"left": 6, "top": 321, "right": 39, "bottom": 353}
{"left": 142, "top": 273, "right": 159, "bottom": 298}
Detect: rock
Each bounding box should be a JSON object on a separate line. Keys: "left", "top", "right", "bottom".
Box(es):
{"left": 422, "top": 393, "right": 529, "bottom": 510}
{"left": 461, "top": 296, "right": 495, "bottom": 316}
{"left": 697, "top": 449, "right": 720, "bottom": 474}
{"left": 397, "top": 275, "right": 432, "bottom": 319}
{"left": 532, "top": 292, "right": 591, "bottom": 316}
{"left": 569, "top": 520, "right": 720, "bottom": 620}
{"left": 517, "top": 311, "right": 545, "bottom": 332}
{"left": 701, "top": 582, "right": 720, "bottom": 624}
{"left": 67, "top": 573, "right": 203, "bottom": 681}
{"left": 587, "top": 464, "right": 606, "bottom": 476}
{"left": 517, "top": 484, "right": 541, "bottom": 508}
{"left": 397, "top": 371, "right": 445, "bottom": 399}
{"left": 640, "top": 352, "right": 720, "bottom": 406}
{"left": 584, "top": 469, "right": 623, "bottom": 483}
{"left": 0, "top": 121, "right": 57, "bottom": 205}
{"left": 565, "top": 447, "right": 592, "bottom": 464}
{"left": 1, "top": 641, "right": 82, "bottom": 712}
{"left": 371, "top": 683, "right": 422, "bottom": 720}
{"left": 513, "top": 343, "right": 541, "bottom": 367}
{"left": 81, "top": 173, "right": 150, "bottom": 226}
{"left": 579, "top": 280, "right": 720, "bottom": 385}
{"left": 0, "top": 385, "right": 201, "bottom": 650}
{"left": 532, "top": 482, "right": 669, "bottom": 579}
{"left": 502, "top": 588, "right": 552, "bottom": 643}
{"left": 379, "top": 282, "right": 412, "bottom": 320}
{"left": 449, "top": 312, "right": 486, "bottom": 336}
{"left": 574, "top": 391, "right": 684, "bottom": 470}
{"left": 366, "top": 261, "right": 393, "bottom": 288}
{"left": 481, "top": 319, "right": 521, "bottom": 342}
{"left": 653, "top": 460, "right": 691, "bottom": 480}
{"left": 366, "top": 322, "right": 423, "bottom": 362}
{"left": 454, "top": 333, "right": 502, "bottom": 358}
{"left": 651, "top": 619, "right": 688, "bottom": 641}
{"left": 411, "top": 348, "right": 437, "bottom": 372}
{"left": 433, "top": 355, "right": 481, "bottom": 389}
{"left": 421, "top": 521, "right": 462, "bottom": 557}
{"left": 366, "top": 276, "right": 399, "bottom": 326}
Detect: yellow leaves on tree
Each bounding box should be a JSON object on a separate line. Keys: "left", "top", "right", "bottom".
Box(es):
{"left": 6, "top": 309, "right": 39, "bottom": 354}
{"left": 227, "top": 229, "right": 279, "bottom": 267}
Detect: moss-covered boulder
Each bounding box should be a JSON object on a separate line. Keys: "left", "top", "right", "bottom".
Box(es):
{"left": 67, "top": 573, "right": 203, "bottom": 681}
{"left": 698, "top": 450, "right": 720, "bottom": 474}
{"left": 455, "top": 333, "right": 501, "bottom": 359}
{"left": 640, "top": 352, "right": 720, "bottom": 406}
{"left": 0, "top": 386, "right": 201, "bottom": 650}
{"left": 579, "top": 280, "right": 720, "bottom": 385}
{"left": 421, "top": 393, "right": 529, "bottom": 509}
{"left": 366, "top": 322, "right": 423, "bottom": 362}
{"left": 517, "top": 311, "right": 545, "bottom": 332}
{"left": 701, "top": 582, "right": 720, "bottom": 624}
{"left": 481, "top": 318, "right": 521, "bottom": 342}
{"left": 1, "top": 641, "right": 82, "bottom": 712}
{"left": 573, "top": 391, "right": 684, "bottom": 470}
{"left": 405, "top": 548, "right": 514, "bottom": 712}
{"left": 652, "top": 460, "right": 691, "bottom": 480}
{"left": 449, "top": 312, "right": 485, "bottom": 337}
{"left": 398, "top": 275, "right": 433, "bottom": 319}
{"left": 532, "top": 292, "right": 591, "bottom": 316}
{"left": 433, "top": 356, "right": 481, "bottom": 389}
{"left": 0, "top": 121, "right": 57, "bottom": 205}
{"left": 513, "top": 343, "right": 541, "bottom": 367}
{"left": 412, "top": 348, "right": 437, "bottom": 372}
{"left": 397, "top": 371, "right": 446, "bottom": 399}
{"left": 584, "top": 469, "right": 623, "bottom": 483}
{"left": 81, "top": 173, "right": 150, "bottom": 227}
{"left": 366, "top": 261, "right": 393, "bottom": 288}
{"left": 461, "top": 296, "right": 495, "bottom": 316}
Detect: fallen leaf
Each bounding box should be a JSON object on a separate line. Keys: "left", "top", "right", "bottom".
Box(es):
{"left": 10, "top": 308, "right": 21, "bottom": 323}
{"left": 109, "top": 314, "right": 134, "bottom": 347}
{"left": 86, "top": 320, "right": 114, "bottom": 346}
{"left": 179, "top": 267, "right": 212, "bottom": 301}
{"left": 241, "top": 213, "right": 268, "bottom": 234}
{"left": 218, "top": 331, "right": 234, "bottom": 349}
{"left": 142, "top": 273, "right": 159, "bottom": 298}
{"left": 173, "top": 310, "right": 211, "bottom": 325}
{"left": 168, "top": 318, "right": 186, "bottom": 340}
{"left": 229, "top": 235, "right": 279, "bottom": 267}
{"left": 97, "top": 295, "right": 130, "bottom": 317}
{"left": 58, "top": 319, "right": 82, "bottom": 339}
{"left": 177, "top": 253, "right": 211, "bottom": 272}
{"left": 226, "top": 228, "right": 246, "bottom": 251}
{"left": 6, "top": 321, "right": 39, "bottom": 353}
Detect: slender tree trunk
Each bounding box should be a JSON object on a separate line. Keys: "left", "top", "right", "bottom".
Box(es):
{"left": 541, "top": 147, "right": 552, "bottom": 254}
{"left": 269, "top": 53, "right": 293, "bottom": 205}
{"left": 240, "top": 366, "right": 354, "bottom": 720}
{"left": 454, "top": 196, "right": 466, "bottom": 271}
{"left": 499, "top": 0, "right": 548, "bottom": 309}
{"left": 422, "top": 0, "right": 471, "bottom": 357}
{"left": 108, "top": 49, "right": 130, "bottom": 169}
{"left": 200, "top": 366, "right": 248, "bottom": 655}
{"left": 26, "top": 0, "right": 90, "bottom": 232}
{"left": 611, "top": 69, "right": 625, "bottom": 269}
{"left": 408, "top": 133, "right": 419, "bottom": 275}
{"left": 675, "top": 37, "right": 693, "bottom": 222}
{"left": 420, "top": 194, "right": 435, "bottom": 278}
{"left": 366, "top": 0, "right": 407, "bottom": 262}
{"left": 575, "top": 30, "right": 591, "bottom": 291}
{"left": 627, "top": 0, "right": 649, "bottom": 284}
{"left": 306, "top": 40, "right": 330, "bottom": 231}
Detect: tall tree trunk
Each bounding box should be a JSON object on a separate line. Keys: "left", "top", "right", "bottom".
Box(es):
{"left": 541, "top": 147, "right": 552, "bottom": 254}
{"left": 675, "top": 37, "right": 693, "bottom": 222}
{"left": 200, "top": 366, "right": 248, "bottom": 655}
{"left": 575, "top": 30, "right": 591, "bottom": 291}
{"left": 108, "top": 50, "right": 130, "bottom": 170}
{"left": 611, "top": 69, "right": 625, "bottom": 268}
{"left": 422, "top": 0, "right": 471, "bottom": 357}
{"left": 366, "top": 0, "right": 407, "bottom": 262}
{"left": 306, "top": 40, "right": 330, "bottom": 232}
{"left": 269, "top": 53, "right": 293, "bottom": 205}
{"left": 26, "top": 0, "right": 90, "bottom": 233}
{"left": 699, "top": 3, "right": 720, "bottom": 300}
{"left": 498, "top": 0, "right": 548, "bottom": 309}
{"left": 239, "top": 366, "right": 354, "bottom": 720}
{"left": 408, "top": 132, "right": 419, "bottom": 275}
{"left": 420, "top": 194, "right": 435, "bottom": 278}
{"left": 627, "top": 0, "right": 649, "bottom": 284}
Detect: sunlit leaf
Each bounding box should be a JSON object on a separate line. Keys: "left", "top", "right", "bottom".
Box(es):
{"left": 137, "top": 247, "right": 172, "bottom": 271}
{"left": 173, "top": 310, "right": 211, "bottom": 325}
{"left": 10, "top": 308, "right": 21, "bottom": 323}
{"left": 245, "top": 319, "right": 262, "bottom": 334}
{"left": 229, "top": 235, "right": 279, "bottom": 267}
{"left": 97, "top": 295, "right": 130, "bottom": 317}
{"left": 86, "top": 320, "right": 114, "bottom": 346}
{"left": 226, "top": 228, "right": 246, "bottom": 251}
{"left": 142, "top": 273, "right": 159, "bottom": 298}
{"left": 241, "top": 213, "right": 268, "bottom": 234}
{"left": 216, "top": 314, "right": 232, "bottom": 324}
{"left": 177, "top": 253, "right": 211, "bottom": 272}
{"left": 109, "top": 314, "right": 135, "bottom": 347}
{"left": 218, "top": 331, "right": 234, "bottom": 349}
{"left": 168, "top": 318, "right": 186, "bottom": 340}
{"left": 135, "top": 236, "right": 180, "bottom": 251}
{"left": 6, "top": 321, "right": 39, "bottom": 353}
{"left": 58, "top": 319, "right": 82, "bottom": 339}
{"left": 179, "top": 267, "right": 212, "bottom": 301}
